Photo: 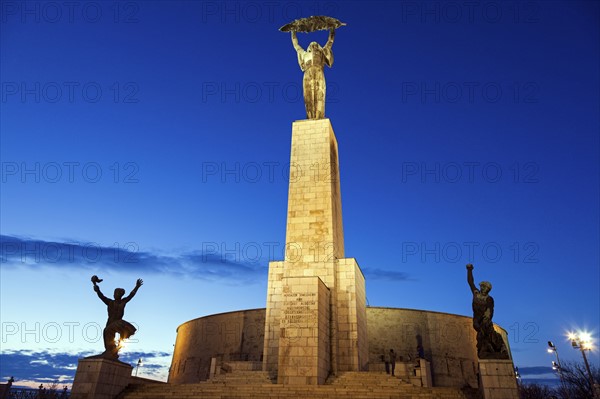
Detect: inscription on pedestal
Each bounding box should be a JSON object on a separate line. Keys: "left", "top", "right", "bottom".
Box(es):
{"left": 282, "top": 293, "right": 317, "bottom": 325}
{"left": 278, "top": 277, "right": 330, "bottom": 385}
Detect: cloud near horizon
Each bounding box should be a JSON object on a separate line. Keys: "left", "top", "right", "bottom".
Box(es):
{"left": 0, "top": 349, "right": 171, "bottom": 388}
{"left": 516, "top": 365, "right": 556, "bottom": 376}
{"left": 1, "top": 235, "right": 411, "bottom": 283}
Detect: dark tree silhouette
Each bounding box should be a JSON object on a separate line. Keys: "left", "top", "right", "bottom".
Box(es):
{"left": 518, "top": 361, "right": 599, "bottom": 399}
{"left": 519, "top": 382, "right": 556, "bottom": 399}
{"left": 554, "top": 361, "right": 599, "bottom": 399}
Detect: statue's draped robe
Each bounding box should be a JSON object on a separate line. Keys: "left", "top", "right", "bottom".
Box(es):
{"left": 297, "top": 45, "right": 333, "bottom": 119}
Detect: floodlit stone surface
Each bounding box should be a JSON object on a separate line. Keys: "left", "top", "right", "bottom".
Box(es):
{"left": 169, "top": 309, "right": 265, "bottom": 384}
{"left": 283, "top": 119, "right": 345, "bottom": 264}
{"left": 277, "top": 276, "right": 330, "bottom": 384}
{"left": 71, "top": 358, "right": 132, "bottom": 399}
{"left": 336, "top": 258, "right": 368, "bottom": 372}
{"left": 164, "top": 118, "right": 516, "bottom": 397}
{"left": 478, "top": 359, "right": 519, "bottom": 399}
{"left": 123, "top": 370, "right": 481, "bottom": 399}
{"left": 262, "top": 119, "right": 368, "bottom": 383}
{"left": 167, "top": 306, "right": 500, "bottom": 389}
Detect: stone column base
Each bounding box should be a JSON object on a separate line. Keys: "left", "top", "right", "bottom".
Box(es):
{"left": 419, "top": 359, "right": 433, "bottom": 387}
{"left": 478, "top": 359, "right": 519, "bottom": 399}
{"left": 71, "top": 358, "right": 132, "bottom": 399}
{"left": 277, "top": 276, "right": 330, "bottom": 385}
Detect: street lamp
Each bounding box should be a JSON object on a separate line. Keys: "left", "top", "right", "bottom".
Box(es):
{"left": 568, "top": 331, "right": 599, "bottom": 399}
{"left": 135, "top": 358, "right": 143, "bottom": 377}
{"left": 547, "top": 342, "right": 564, "bottom": 373}
{"left": 547, "top": 341, "right": 563, "bottom": 366}
{"left": 548, "top": 340, "right": 569, "bottom": 398}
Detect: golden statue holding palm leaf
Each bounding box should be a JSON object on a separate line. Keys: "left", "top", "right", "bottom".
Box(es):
{"left": 280, "top": 16, "right": 346, "bottom": 119}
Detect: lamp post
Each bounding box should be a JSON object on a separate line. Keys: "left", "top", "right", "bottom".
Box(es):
{"left": 568, "top": 332, "right": 599, "bottom": 399}
{"left": 548, "top": 341, "right": 567, "bottom": 391}
{"left": 135, "top": 358, "right": 142, "bottom": 377}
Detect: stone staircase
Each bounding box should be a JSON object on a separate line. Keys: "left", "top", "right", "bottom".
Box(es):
{"left": 325, "top": 372, "right": 480, "bottom": 399}
{"left": 209, "top": 370, "right": 276, "bottom": 385}
{"left": 118, "top": 371, "right": 481, "bottom": 399}
{"left": 326, "top": 371, "right": 415, "bottom": 388}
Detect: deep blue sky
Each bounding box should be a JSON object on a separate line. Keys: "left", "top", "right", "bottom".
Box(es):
{"left": 1, "top": 0, "right": 598, "bottom": 388}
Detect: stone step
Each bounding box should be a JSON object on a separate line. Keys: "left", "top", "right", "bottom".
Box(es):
{"left": 209, "top": 372, "right": 274, "bottom": 384}
{"left": 118, "top": 371, "right": 480, "bottom": 399}
{"left": 120, "top": 391, "right": 475, "bottom": 399}
{"left": 119, "top": 383, "right": 479, "bottom": 398}
{"left": 326, "top": 371, "right": 416, "bottom": 389}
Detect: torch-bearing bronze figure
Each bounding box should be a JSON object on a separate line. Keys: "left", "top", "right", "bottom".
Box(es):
{"left": 466, "top": 264, "right": 509, "bottom": 359}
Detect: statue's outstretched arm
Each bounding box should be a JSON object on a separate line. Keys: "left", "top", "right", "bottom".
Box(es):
{"left": 324, "top": 28, "right": 335, "bottom": 50}
{"left": 466, "top": 264, "right": 477, "bottom": 294}
{"left": 123, "top": 278, "right": 143, "bottom": 303}
{"left": 291, "top": 31, "right": 303, "bottom": 52}
{"left": 94, "top": 285, "right": 110, "bottom": 305}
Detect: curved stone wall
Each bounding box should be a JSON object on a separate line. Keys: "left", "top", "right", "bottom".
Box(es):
{"left": 168, "top": 306, "right": 510, "bottom": 387}
{"left": 169, "top": 309, "right": 265, "bottom": 384}
{"left": 365, "top": 307, "right": 509, "bottom": 387}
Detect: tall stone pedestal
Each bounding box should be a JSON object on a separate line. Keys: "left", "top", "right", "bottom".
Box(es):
{"left": 71, "top": 358, "right": 132, "bottom": 399}
{"left": 263, "top": 119, "right": 368, "bottom": 384}
{"left": 478, "top": 359, "right": 519, "bottom": 399}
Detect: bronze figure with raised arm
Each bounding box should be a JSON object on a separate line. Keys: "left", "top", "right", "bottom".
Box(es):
{"left": 290, "top": 28, "right": 335, "bottom": 120}
{"left": 90, "top": 275, "right": 143, "bottom": 360}
{"left": 466, "top": 264, "right": 509, "bottom": 359}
